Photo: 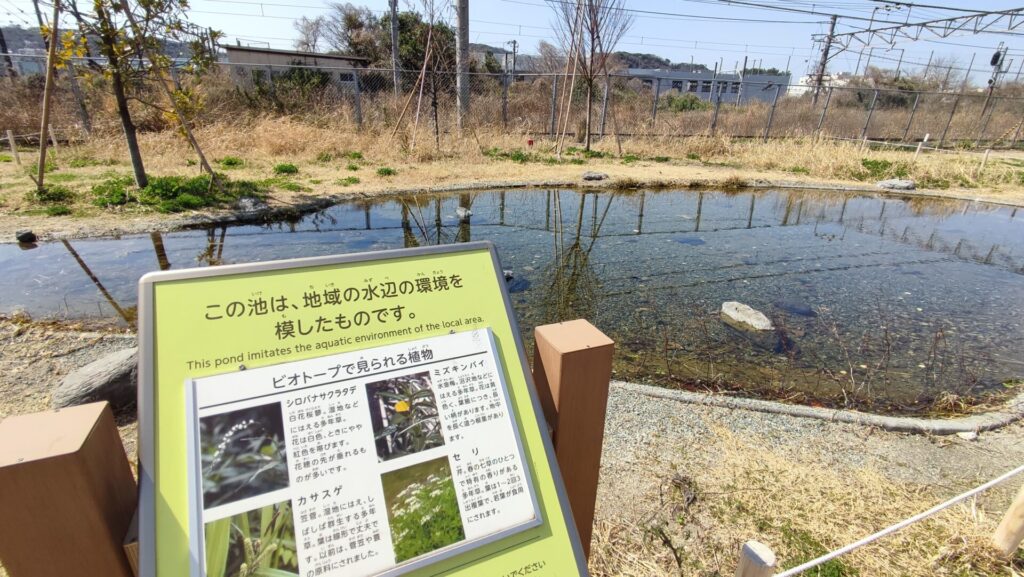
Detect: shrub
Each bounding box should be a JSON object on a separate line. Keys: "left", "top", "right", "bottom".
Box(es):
{"left": 273, "top": 162, "right": 299, "bottom": 175}
{"left": 46, "top": 205, "right": 72, "bottom": 216}
{"left": 337, "top": 176, "right": 360, "bottom": 186}
{"left": 346, "top": 163, "right": 360, "bottom": 171}
{"left": 29, "top": 184, "right": 75, "bottom": 204}
{"left": 315, "top": 151, "right": 334, "bottom": 162}
{"left": 217, "top": 156, "right": 244, "bottom": 169}
{"left": 652, "top": 156, "right": 671, "bottom": 163}
{"left": 377, "top": 166, "right": 397, "bottom": 176}
{"left": 661, "top": 93, "right": 711, "bottom": 112}
{"left": 91, "top": 176, "right": 135, "bottom": 207}
{"left": 622, "top": 154, "right": 640, "bottom": 164}
{"left": 346, "top": 151, "right": 364, "bottom": 160}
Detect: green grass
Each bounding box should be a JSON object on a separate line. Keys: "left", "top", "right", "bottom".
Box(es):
{"left": 45, "top": 205, "right": 72, "bottom": 216}
{"left": 91, "top": 176, "right": 136, "bottom": 207}
{"left": 686, "top": 153, "right": 700, "bottom": 161}
{"left": 858, "top": 158, "right": 910, "bottom": 180}
{"left": 652, "top": 156, "right": 671, "bottom": 163}
{"left": 67, "top": 156, "right": 117, "bottom": 168}
{"left": 0, "top": 154, "right": 12, "bottom": 163}
{"left": 217, "top": 156, "right": 245, "bottom": 169}
{"left": 346, "top": 151, "right": 363, "bottom": 160}
{"left": 315, "top": 151, "right": 334, "bottom": 162}
{"left": 788, "top": 166, "right": 810, "bottom": 175}
{"left": 377, "top": 166, "right": 397, "bottom": 176}
{"left": 130, "top": 174, "right": 268, "bottom": 213}
{"left": 273, "top": 162, "right": 299, "bottom": 175}
{"left": 346, "top": 163, "right": 360, "bottom": 171}
{"left": 27, "top": 184, "right": 75, "bottom": 204}
{"left": 622, "top": 154, "right": 640, "bottom": 164}
{"left": 336, "top": 176, "right": 360, "bottom": 186}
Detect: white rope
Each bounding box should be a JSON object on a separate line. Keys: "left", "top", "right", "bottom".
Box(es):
{"left": 775, "top": 463, "right": 1024, "bottom": 577}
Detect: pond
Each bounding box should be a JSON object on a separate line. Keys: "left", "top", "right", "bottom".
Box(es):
{"left": 2, "top": 188, "right": 1022, "bottom": 412}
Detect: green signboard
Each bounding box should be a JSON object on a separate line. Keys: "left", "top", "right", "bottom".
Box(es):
{"left": 138, "top": 242, "right": 587, "bottom": 577}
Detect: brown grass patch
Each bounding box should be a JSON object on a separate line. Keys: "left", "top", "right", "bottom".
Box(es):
{"left": 590, "top": 426, "right": 1022, "bottom": 576}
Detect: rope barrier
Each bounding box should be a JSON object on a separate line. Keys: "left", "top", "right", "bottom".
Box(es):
{"left": 775, "top": 463, "right": 1024, "bottom": 577}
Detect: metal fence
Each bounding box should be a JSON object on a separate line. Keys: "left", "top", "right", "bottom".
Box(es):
{"left": 5, "top": 54, "right": 1024, "bottom": 150}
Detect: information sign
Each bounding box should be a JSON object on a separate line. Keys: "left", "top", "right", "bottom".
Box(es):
{"left": 138, "top": 242, "right": 587, "bottom": 577}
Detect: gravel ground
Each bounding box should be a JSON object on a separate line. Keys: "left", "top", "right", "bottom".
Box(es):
{"left": 1, "top": 317, "right": 1022, "bottom": 575}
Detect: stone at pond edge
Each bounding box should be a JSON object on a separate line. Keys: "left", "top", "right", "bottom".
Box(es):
{"left": 956, "top": 431, "right": 978, "bottom": 441}
{"left": 51, "top": 347, "right": 138, "bottom": 411}
{"left": 876, "top": 179, "right": 915, "bottom": 191}
{"left": 582, "top": 171, "right": 608, "bottom": 181}
{"left": 16, "top": 229, "right": 36, "bottom": 243}
{"left": 721, "top": 301, "right": 774, "bottom": 331}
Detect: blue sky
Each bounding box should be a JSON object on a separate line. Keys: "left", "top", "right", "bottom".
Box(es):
{"left": 4, "top": 0, "right": 1024, "bottom": 82}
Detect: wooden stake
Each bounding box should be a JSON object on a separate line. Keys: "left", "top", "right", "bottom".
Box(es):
{"left": 533, "top": 319, "right": 614, "bottom": 558}
{"left": 48, "top": 123, "right": 59, "bottom": 154}
{"left": 735, "top": 541, "right": 777, "bottom": 577}
{"left": 993, "top": 483, "right": 1024, "bottom": 557}
{"left": 5, "top": 130, "right": 19, "bottom": 165}
{"left": 34, "top": 0, "right": 61, "bottom": 190}
{"left": 914, "top": 133, "right": 930, "bottom": 161}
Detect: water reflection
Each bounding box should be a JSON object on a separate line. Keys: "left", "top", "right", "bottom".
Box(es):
{"left": 1, "top": 188, "right": 1021, "bottom": 410}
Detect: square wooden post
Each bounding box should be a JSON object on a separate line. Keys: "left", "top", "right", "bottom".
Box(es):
{"left": 533, "top": 319, "right": 614, "bottom": 558}
{"left": 0, "top": 402, "right": 137, "bottom": 577}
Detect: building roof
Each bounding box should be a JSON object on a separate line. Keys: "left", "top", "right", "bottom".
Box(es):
{"left": 224, "top": 45, "right": 371, "bottom": 63}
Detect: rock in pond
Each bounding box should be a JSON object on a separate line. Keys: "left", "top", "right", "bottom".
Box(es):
{"left": 876, "top": 179, "right": 915, "bottom": 191}
{"left": 16, "top": 229, "right": 36, "bottom": 243}
{"left": 721, "top": 301, "right": 774, "bottom": 331}
{"left": 51, "top": 347, "right": 138, "bottom": 411}
{"left": 582, "top": 171, "right": 608, "bottom": 181}
{"left": 773, "top": 300, "right": 817, "bottom": 317}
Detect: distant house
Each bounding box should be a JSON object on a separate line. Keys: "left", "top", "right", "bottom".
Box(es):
{"left": 627, "top": 68, "right": 792, "bottom": 104}
{"left": 224, "top": 46, "right": 370, "bottom": 88}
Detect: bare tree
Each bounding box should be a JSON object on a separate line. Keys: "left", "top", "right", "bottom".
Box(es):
{"left": 546, "top": 0, "right": 633, "bottom": 150}
{"left": 536, "top": 40, "right": 565, "bottom": 74}
{"left": 293, "top": 16, "right": 326, "bottom": 52}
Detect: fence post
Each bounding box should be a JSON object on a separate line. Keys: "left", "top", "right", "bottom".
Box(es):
{"left": 980, "top": 148, "right": 991, "bottom": 174}
{"left": 938, "top": 95, "right": 961, "bottom": 149}
{"left": 860, "top": 89, "right": 879, "bottom": 143}
{"left": 5, "top": 129, "right": 19, "bottom": 165}
{"left": 902, "top": 92, "right": 921, "bottom": 142}
{"left": 532, "top": 319, "right": 614, "bottom": 558}
{"left": 502, "top": 72, "right": 509, "bottom": 129}
{"left": 978, "top": 97, "right": 997, "bottom": 144}
{"left": 815, "top": 86, "right": 833, "bottom": 139}
{"left": 993, "top": 482, "right": 1024, "bottom": 557}
{"left": 735, "top": 541, "right": 777, "bottom": 577}
{"left": 352, "top": 69, "right": 363, "bottom": 128}
{"left": 651, "top": 78, "right": 662, "bottom": 125}
{"left": 549, "top": 75, "right": 559, "bottom": 136}
{"left": 1011, "top": 112, "right": 1024, "bottom": 149}
{"left": 599, "top": 78, "right": 608, "bottom": 137}
{"left": 762, "top": 85, "right": 781, "bottom": 142}
{"left": 710, "top": 84, "right": 724, "bottom": 136}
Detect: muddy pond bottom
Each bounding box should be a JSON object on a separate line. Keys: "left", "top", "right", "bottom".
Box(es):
{"left": 2, "top": 189, "right": 1022, "bottom": 411}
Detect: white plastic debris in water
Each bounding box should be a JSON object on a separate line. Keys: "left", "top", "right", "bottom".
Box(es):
{"left": 456, "top": 206, "right": 472, "bottom": 219}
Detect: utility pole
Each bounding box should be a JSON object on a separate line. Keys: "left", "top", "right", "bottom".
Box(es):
{"left": 389, "top": 0, "right": 400, "bottom": 103}
{"left": 0, "top": 27, "right": 15, "bottom": 80}
{"left": 455, "top": 0, "right": 470, "bottom": 130}
{"left": 509, "top": 39, "right": 518, "bottom": 77}
{"left": 812, "top": 14, "right": 838, "bottom": 106}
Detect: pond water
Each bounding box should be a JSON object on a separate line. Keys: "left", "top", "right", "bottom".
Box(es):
{"left": 2, "top": 188, "right": 1022, "bottom": 411}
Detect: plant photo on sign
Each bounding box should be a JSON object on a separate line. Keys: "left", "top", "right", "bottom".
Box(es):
{"left": 200, "top": 403, "right": 290, "bottom": 509}
{"left": 365, "top": 371, "right": 444, "bottom": 462}
{"left": 383, "top": 457, "right": 465, "bottom": 563}
{"left": 204, "top": 500, "right": 299, "bottom": 577}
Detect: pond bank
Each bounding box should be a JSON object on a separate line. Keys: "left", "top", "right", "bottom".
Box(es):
{"left": 3, "top": 166, "right": 1023, "bottom": 242}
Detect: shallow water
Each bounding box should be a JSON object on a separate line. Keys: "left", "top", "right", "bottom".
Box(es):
{"left": 2, "top": 189, "right": 1022, "bottom": 409}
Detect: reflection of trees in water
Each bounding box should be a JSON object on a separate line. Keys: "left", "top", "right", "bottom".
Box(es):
{"left": 399, "top": 193, "right": 475, "bottom": 247}
{"left": 540, "top": 191, "right": 617, "bottom": 324}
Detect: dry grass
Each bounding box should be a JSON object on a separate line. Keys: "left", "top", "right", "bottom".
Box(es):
{"left": 590, "top": 426, "right": 1022, "bottom": 577}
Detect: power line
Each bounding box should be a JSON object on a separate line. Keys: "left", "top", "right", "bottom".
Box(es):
{"left": 500, "top": 0, "right": 828, "bottom": 25}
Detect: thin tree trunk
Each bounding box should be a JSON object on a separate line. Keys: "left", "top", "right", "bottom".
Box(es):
{"left": 584, "top": 81, "right": 593, "bottom": 150}
{"left": 34, "top": 0, "right": 61, "bottom": 191}
{"left": 111, "top": 67, "right": 148, "bottom": 187}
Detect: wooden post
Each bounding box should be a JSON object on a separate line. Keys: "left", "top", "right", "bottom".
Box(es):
{"left": 980, "top": 148, "right": 991, "bottom": 174}
{"left": 0, "top": 402, "right": 137, "bottom": 577}
{"left": 993, "top": 483, "right": 1024, "bottom": 557}
{"left": 352, "top": 69, "right": 363, "bottom": 128}
{"left": 48, "top": 124, "right": 59, "bottom": 153}
{"left": 763, "top": 85, "right": 781, "bottom": 142}
{"left": 735, "top": 541, "right": 777, "bottom": 577}
{"left": 651, "top": 78, "right": 662, "bottom": 125}
{"left": 914, "top": 133, "right": 930, "bottom": 161}
{"left": 532, "top": 319, "right": 614, "bottom": 558}
{"left": 5, "top": 129, "right": 19, "bottom": 164}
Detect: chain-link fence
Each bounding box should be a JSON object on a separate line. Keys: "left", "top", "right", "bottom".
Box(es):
{"left": 4, "top": 54, "right": 1024, "bottom": 150}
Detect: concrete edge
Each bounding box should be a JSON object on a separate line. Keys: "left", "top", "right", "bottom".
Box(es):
{"left": 612, "top": 380, "right": 1024, "bottom": 435}
{"left": 6, "top": 175, "right": 1020, "bottom": 243}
